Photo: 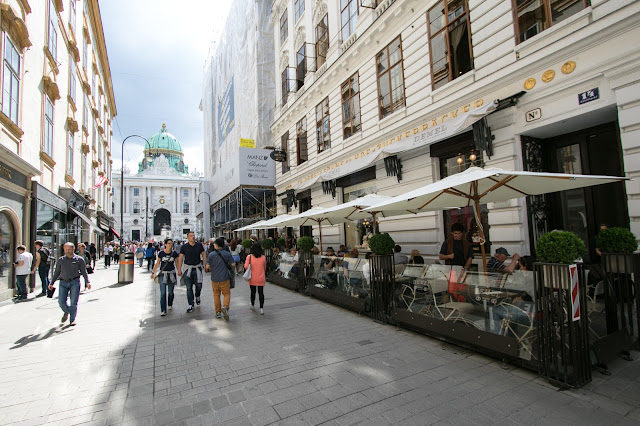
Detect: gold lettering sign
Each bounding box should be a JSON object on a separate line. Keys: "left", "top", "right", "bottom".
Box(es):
{"left": 0, "top": 164, "right": 11, "bottom": 180}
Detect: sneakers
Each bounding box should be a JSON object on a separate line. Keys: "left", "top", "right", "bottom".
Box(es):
{"left": 249, "top": 304, "right": 255, "bottom": 311}
{"left": 36, "top": 293, "right": 46, "bottom": 298}
{"left": 168, "top": 305, "right": 172, "bottom": 310}
{"left": 160, "top": 311, "right": 166, "bottom": 316}
{"left": 196, "top": 297, "right": 201, "bottom": 305}
{"left": 186, "top": 306, "right": 194, "bottom": 313}
{"left": 222, "top": 307, "right": 229, "bottom": 321}
{"left": 260, "top": 308, "right": 264, "bottom": 315}
{"left": 215, "top": 312, "right": 222, "bottom": 319}
{"left": 61, "top": 312, "right": 69, "bottom": 323}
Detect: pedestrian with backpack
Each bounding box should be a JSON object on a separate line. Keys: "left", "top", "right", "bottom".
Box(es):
{"left": 245, "top": 242, "right": 267, "bottom": 315}
{"left": 31, "top": 240, "right": 51, "bottom": 297}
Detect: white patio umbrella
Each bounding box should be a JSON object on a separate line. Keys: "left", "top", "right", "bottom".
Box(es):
{"left": 365, "top": 166, "right": 629, "bottom": 270}
{"left": 233, "top": 220, "right": 267, "bottom": 232}
{"left": 275, "top": 207, "right": 352, "bottom": 252}
{"left": 319, "top": 194, "right": 394, "bottom": 234}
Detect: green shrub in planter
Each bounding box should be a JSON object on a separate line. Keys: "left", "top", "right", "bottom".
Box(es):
{"left": 536, "top": 231, "right": 586, "bottom": 264}
{"left": 241, "top": 239, "right": 253, "bottom": 249}
{"left": 261, "top": 239, "right": 274, "bottom": 249}
{"left": 596, "top": 227, "right": 638, "bottom": 254}
{"left": 297, "top": 236, "right": 315, "bottom": 251}
{"left": 369, "top": 233, "right": 395, "bottom": 256}
{"left": 276, "top": 237, "right": 285, "bottom": 248}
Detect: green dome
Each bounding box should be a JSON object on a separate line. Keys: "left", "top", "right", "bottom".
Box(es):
{"left": 144, "top": 123, "right": 182, "bottom": 154}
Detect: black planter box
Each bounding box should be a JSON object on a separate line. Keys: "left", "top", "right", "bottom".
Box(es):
{"left": 267, "top": 273, "right": 298, "bottom": 291}
{"left": 308, "top": 285, "right": 366, "bottom": 315}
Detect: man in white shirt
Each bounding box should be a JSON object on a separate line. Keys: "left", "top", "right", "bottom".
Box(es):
{"left": 14, "top": 245, "right": 33, "bottom": 300}
{"left": 103, "top": 243, "right": 111, "bottom": 268}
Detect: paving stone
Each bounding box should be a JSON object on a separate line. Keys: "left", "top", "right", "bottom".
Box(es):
{"left": 215, "top": 404, "right": 247, "bottom": 423}
{"left": 241, "top": 396, "right": 272, "bottom": 414}
{"left": 173, "top": 404, "right": 195, "bottom": 421}
{"left": 227, "top": 389, "right": 247, "bottom": 404}
{"left": 211, "top": 394, "right": 231, "bottom": 410}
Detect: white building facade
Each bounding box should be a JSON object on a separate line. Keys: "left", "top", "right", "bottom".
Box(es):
{"left": 0, "top": 0, "right": 116, "bottom": 301}
{"left": 112, "top": 125, "right": 203, "bottom": 242}
{"left": 269, "top": 0, "right": 640, "bottom": 263}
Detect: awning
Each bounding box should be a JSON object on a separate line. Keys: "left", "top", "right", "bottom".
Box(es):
{"left": 288, "top": 101, "right": 497, "bottom": 190}
{"left": 110, "top": 227, "right": 120, "bottom": 239}
{"left": 68, "top": 206, "right": 104, "bottom": 235}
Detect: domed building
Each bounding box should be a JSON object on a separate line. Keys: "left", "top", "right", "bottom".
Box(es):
{"left": 113, "top": 124, "right": 204, "bottom": 242}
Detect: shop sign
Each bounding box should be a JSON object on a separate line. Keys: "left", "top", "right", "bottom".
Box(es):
{"left": 270, "top": 150, "right": 287, "bottom": 162}
{"left": 212, "top": 148, "right": 276, "bottom": 201}
{"left": 34, "top": 183, "right": 67, "bottom": 212}
{"left": 525, "top": 108, "right": 541, "bottom": 122}
{"left": 0, "top": 160, "right": 27, "bottom": 188}
{"left": 578, "top": 88, "right": 599, "bottom": 105}
{"left": 218, "top": 77, "right": 235, "bottom": 145}
{"left": 240, "top": 138, "right": 255, "bottom": 148}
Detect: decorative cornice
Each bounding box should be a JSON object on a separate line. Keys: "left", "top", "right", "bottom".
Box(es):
{"left": 53, "top": 0, "right": 63, "bottom": 13}
{"left": 313, "top": 1, "right": 328, "bottom": 26}
{"left": 42, "top": 76, "right": 61, "bottom": 102}
{"left": 66, "top": 117, "right": 79, "bottom": 134}
{"left": 1, "top": 4, "right": 32, "bottom": 51}
{"left": 43, "top": 47, "right": 59, "bottom": 75}
{"left": 41, "top": 152, "right": 56, "bottom": 168}
{"left": 0, "top": 111, "right": 23, "bottom": 139}
{"left": 81, "top": 143, "right": 90, "bottom": 154}
{"left": 68, "top": 37, "right": 80, "bottom": 62}
{"left": 16, "top": 0, "right": 31, "bottom": 14}
{"left": 86, "top": 0, "right": 117, "bottom": 118}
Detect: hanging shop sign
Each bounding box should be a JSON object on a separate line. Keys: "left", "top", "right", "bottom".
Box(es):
{"left": 270, "top": 150, "right": 287, "bottom": 162}
{"left": 284, "top": 99, "right": 497, "bottom": 190}
{"left": 212, "top": 147, "right": 276, "bottom": 202}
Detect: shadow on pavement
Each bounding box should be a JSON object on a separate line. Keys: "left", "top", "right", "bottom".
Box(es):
{"left": 10, "top": 325, "right": 73, "bottom": 350}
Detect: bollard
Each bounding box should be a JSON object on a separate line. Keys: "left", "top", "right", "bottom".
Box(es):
{"left": 118, "top": 252, "right": 135, "bottom": 284}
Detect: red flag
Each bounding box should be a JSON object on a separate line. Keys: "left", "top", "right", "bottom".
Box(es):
{"left": 91, "top": 175, "right": 108, "bottom": 190}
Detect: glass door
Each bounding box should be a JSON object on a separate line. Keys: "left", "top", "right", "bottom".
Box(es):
{"left": 0, "top": 213, "right": 14, "bottom": 297}
{"left": 556, "top": 144, "right": 590, "bottom": 255}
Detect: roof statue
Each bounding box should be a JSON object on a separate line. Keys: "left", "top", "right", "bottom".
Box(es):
{"left": 138, "top": 123, "right": 189, "bottom": 174}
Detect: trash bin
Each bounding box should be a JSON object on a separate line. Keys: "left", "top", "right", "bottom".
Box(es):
{"left": 118, "top": 252, "right": 135, "bottom": 284}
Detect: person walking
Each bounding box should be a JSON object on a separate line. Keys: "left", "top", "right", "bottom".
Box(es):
{"left": 49, "top": 242, "right": 91, "bottom": 326}
{"left": 14, "top": 245, "right": 33, "bottom": 300}
{"left": 77, "top": 243, "right": 92, "bottom": 290}
{"left": 31, "top": 240, "right": 51, "bottom": 297}
{"left": 103, "top": 243, "right": 111, "bottom": 268}
{"left": 151, "top": 238, "right": 179, "bottom": 316}
{"left": 113, "top": 244, "right": 120, "bottom": 265}
{"left": 245, "top": 242, "right": 267, "bottom": 315}
{"left": 229, "top": 239, "right": 242, "bottom": 275}
{"left": 89, "top": 243, "right": 97, "bottom": 269}
{"left": 145, "top": 242, "right": 156, "bottom": 271}
{"left": 205, "top": 238, "right": 235, "bottom": 320}
{"left": 135, "top": 243, "right": 145, "bottom": 267}
{"left": 178, "top": 232, "right": 206, "bottom": 313}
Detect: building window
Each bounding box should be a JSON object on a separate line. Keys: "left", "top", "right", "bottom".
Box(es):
{"left": 133, "top": 187, "right": 140, "bottom": 197}
{"left": 133, "top": 201, "right": 140, "bottom": 214}
{"left": 294, "top": 0, "right": 304, "bottom": 22}
{"left": 92, "top": 70, "right": 96, "bottom": 100}
{"left": 183, "top": 189, "right": 189, "bottom": 198}
{"left": 43, "top": 96, "right": 54, "bottom": 157}
{"left": 513, "top": 0, "right": 588, "bottom": 43}
{"left": 69, "top": 0, "right": 76, "bottom": 34}
{"left": 69, "top": 60, "right": 76, "bottom": 104}
{"left": 315, "top": 14, "right": 329, "bottom": 69}
{"left": 427, "top": 0, "right": 473, "bottom": 90}
{"left": 83, "top": 94, "right": 88, "bottom": 130}
{"left": 66, "top": 132, "right": 74, "bottom": 176}
{"left": 296, "top": 45, "right": 306, "bottom": 90}
{"left": 82, "top": 36, "right": 88, "bottom": 72}
{"left": 341, "top": 73, "right": 361, "bottom": 139}
{"left": 2, "top": 34, "right": 20, "bottom": 124}
{"left": 48, "top": 0, "right": 58, "bottom": 60}
{"left": 341, "top": 0, "right": 358, "bottom": 42}
{"left": 92, "top": 124, "right": 96, "bottom": 150}
{"left": 183, "top": 202, "right": 190, "bottom": 214}
{"left": 316, "top": 97, "right": 330, "bottom": 153}
{"left": 280, "top": 9, "right": 288, "bottom": 45}
{"left": 376, "top": 36, "right": 405, "bottom": 119}
{"left": 281, "top": 68, "right": 289, "bottom": 106}
{"left": 81, "top": 154, "right": 86, "bottom": 190}
{"left": 296, "top": 117, "right": 307, "bottom": 165}
{"left": 281, "top": 131, "right": 290, "bottom": 174}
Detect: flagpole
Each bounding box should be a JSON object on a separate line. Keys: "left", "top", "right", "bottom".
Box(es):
{"left": 120, "top": 135, "right": 148, "bottom": 247}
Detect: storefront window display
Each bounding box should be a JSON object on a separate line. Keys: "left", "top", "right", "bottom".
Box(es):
{"left": 35, "top": 202, "right": 66, "bottom": 257}
{"left": 0, "top": 213, "right": 14, "bottom": 295}
{"left": 343, "top": 184, "right": 377, "bottom": 250}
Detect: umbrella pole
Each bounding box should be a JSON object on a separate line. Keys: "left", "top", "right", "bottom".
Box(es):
{"left": 473, "top": 195, "right": 488, "bottom": 272}
{"left": 318, "top": 222, "right": 323, "bottom": 253}
{"left": 371, "top": 212, "right": 378, "bottom": 235}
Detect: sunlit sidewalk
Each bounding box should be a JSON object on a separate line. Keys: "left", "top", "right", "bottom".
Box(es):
{"left": 0, "top": 264, "right": 638, "bottom": 425}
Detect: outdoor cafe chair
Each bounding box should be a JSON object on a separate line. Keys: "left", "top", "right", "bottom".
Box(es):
{"left": 497, "top": 302, "right": 537, "bottom": 360}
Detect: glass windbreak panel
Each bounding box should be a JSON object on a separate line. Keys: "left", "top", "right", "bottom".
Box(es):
{"left": 275, "top": 250, "right": 299, "bottom": 279}
{"left": 394, "top": 265, "right": 537, "bottom": 361}
{"left": 310, "top": 255, "right": 369, "bottom": 299}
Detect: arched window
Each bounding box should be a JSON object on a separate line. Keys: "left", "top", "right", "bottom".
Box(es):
{"left": 133, "top": 201, "right": 140, "bottom": 214}
{"left": 183, "top": 202, "right": 189, "bottom": 214}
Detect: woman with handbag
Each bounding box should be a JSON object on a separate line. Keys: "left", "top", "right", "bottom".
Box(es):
{"left": 229, "top": 239, "right": 242, "bottom": 275}
{"left": 150, "top": 238, "right": 179, "bottom": 316}
{"left": 135, "top": 244, "right": 145, "bottom": 267}
{"left": 244, "top": 242, "right": 267, "bottom": 315}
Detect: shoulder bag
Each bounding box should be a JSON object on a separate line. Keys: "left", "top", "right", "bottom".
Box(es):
{"left": 153, "top": 252, "right": 172, "bottom": 284}
{"left": 243, "top": 255, "right": 252, "bottom": 280}
{"left": 214, "top": 250, "right": 236, "bottom": 288}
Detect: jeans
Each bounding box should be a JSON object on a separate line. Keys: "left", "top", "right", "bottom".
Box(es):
{"left": 58, "top": 279, "right": 81, "bottom": 322}
{"left": 38, "top": 266, "right": 50, "bottom": 294}
{"left": 138, "top": 257, "right": 144, "bottom": 267}
{"left": 250, "top": 285, "right": 264, "bottom": 308}
{"left": 212, "top": 280, "right": 230, "bottom": 313}
{"left": 184, "top": 268, "right": 202, "bottom": 307}
{"left": 147, "top": 258, "right": 153, "bottom": 271}
{"left": 492, "top": 303, "right": 532, "bottom": 335}
{"left": 15, "top": 274, "right": 27, "bottom": 298}
{"left": 158, "top": 274, "right": 175, "bottom": 313}
{"left": 104, "top": 255, "right": 111, "bottom": 267}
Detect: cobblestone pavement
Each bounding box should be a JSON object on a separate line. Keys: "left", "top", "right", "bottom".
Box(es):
{"left": 0, "top": 262, "right": 639, "bottom": 425}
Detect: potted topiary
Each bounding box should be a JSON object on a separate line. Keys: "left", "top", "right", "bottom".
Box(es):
{"left": 534, "top": 231, "right": 590, "bottom": 388}
{"left": 367, "top": 233, "right": 396, "bottom": 322}
{"left": 276, "top": 237, "right": 286, "bottom": 250}
{"left": 597, "top": 227, "right": 638, "bottom": 273}
{"left": 261, "top": 239, "right": 274, "bottom": 268}
{"left": 241, "top": 238, "right": 253, "bottom": 255}
{"left": 296, "top": 236, "right": 315, "bottom": 293}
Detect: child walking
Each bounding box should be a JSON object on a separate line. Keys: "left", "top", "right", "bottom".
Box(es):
{"left": 245, "top": 242, "right": 267, "bottom": 314}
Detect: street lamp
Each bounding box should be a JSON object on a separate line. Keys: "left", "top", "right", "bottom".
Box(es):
{"left": 120, "top": 135, "right": 149, "bottom": 247}
{"left": 197, "top": 192, "right": 211, "bottom": 242}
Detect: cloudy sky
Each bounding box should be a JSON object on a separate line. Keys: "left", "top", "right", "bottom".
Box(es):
{"left": 101, "top": 0, "right": 232, "bottom": 175}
